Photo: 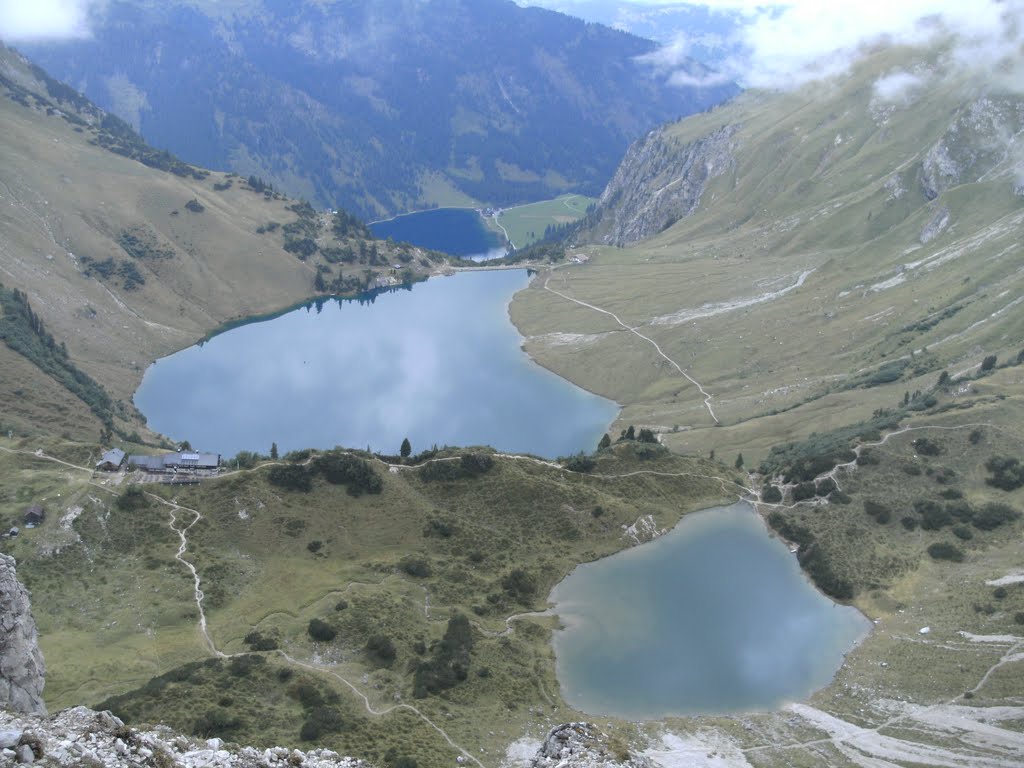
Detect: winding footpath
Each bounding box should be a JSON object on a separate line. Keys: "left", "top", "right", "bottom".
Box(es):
{"left": 541, "top": 271, "right": 720, "bottom": 423}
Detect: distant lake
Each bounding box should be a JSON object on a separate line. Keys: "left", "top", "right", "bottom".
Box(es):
{"left": 134, "top": 270, "right": 617, "bottom": 459}
{"left": 370, "top": 207, "right": 505, "bottom": 260}
{"left": 550, "top": 502, "right": 870, "bottom": 719}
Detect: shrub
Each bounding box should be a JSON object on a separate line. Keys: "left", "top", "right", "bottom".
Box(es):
{"left": 927, "top": 542, "right": 965, "bottom": 562}
{"left": 1015, "top": 612, "right": 1024, "bottom": 625}
{"left": 993, "top": 586, "right": 1008, "bottom": 599}
{"left": 307, "top": 618, "right": 336, "bottom": 642}
{"left": 901, "top": 516, "right": 919, "bottom": 531}
{"left": 980, "top": 354, "right": 997, "bottom": 372}
{"left": 307, "top": 540, "right": 323, "bottom": 554}
{"left": 985, "top": 456, "right": 1024, "bottom": 491}
{"left": 864, "top": 500, "right": 890, "bottom": 519}
{"left": 411, "top": 615, "right": 474, "bottom": 698}
{"left": 972, "top": 502, "right": 1020, "bottom": 531}
{"left": 399, "top": 556, "right": 432, "bottom": 578}
{"left": 637, "top": 428, "right": 658, "bottom": 443}
{"left": 268, "top": 464, "right": 313, "bottom": 492}
{"left": 243, "top": 631, "right": 279, "bottom": 651}
{"left": 816, "top": 477, "right": 837, "bottom": 496}
{"left": 939, "top": 488, "right": 963, "bottom": 500}
{"left": 116, "top": 485, "right": 149, "bottom": 511}
{"left": 564, "top": 454, "right": 596, "bottom": 473}
{"left": 460, "top": 452, "right": 494, "bottom": 476}
{"left": 792, "top": 481, "right": 817, "bottom": 502}
{"left": 913, "top": 437, "right": 943, "bottom": 456}
{"left": 946, "top": 500, "right": 974, "bottom": 521}
{"left": 312, "top": 451, "right": 382, "bottom": 496}
{"left": 501, "top": 568, "right": 538, "bottom": 603}
{"left": 798, "top": 544, "right": 854, "bottom": 600}
{"left": 952, "top": 525, "right": 973, "bottom": 541}
{"left": 423, "top": 518, "right": 456, "bottom": 538}
{"left": 915, "top": 500, "right": 952, "bottom": 530}
{"left": 184, "top": 198, "right": 205, "bottom": 213}
{"left": 300, "top": 707, "right": 344, "bottom": 741}
{"left": 903, "top": 464, "right": 922, "bottom": 476}
{"left": 969, "top": 429, "right": 984, "bottom": 444}
{"left": 193, "top": 709, "right": 241, "bottom": 737}
{"left": 228, "top": 654, "right": 266, "bottom": 677}
{"left": 334, "top": 599, "right": 348, "bottom": 611}
{"left": 762, "top": 485, "right": 783, "bottom": 503}
{"left": 365, "top": 634, "right": 397, "bottom": 665}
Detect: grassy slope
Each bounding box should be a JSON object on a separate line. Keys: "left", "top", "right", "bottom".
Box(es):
{"left": 2, "top": 442, "right": 733, "bottom": 766}
{"left": 490, "top": 195, "right": 597, "bottom": 249}
{"left": 0, "top": 52, "right": 447, "bottom": 443}
{"left": 511, "top": 49, "right": 1024, "bottom": 466}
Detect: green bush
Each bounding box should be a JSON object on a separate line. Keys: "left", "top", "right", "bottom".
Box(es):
{"left": 762, "top": 485, "right": 783, "bottom": 503}
{"left": 307, "top": 618, "right": 337, "bottom": 642}
{"left": 412, "top": 615, "right": 474, "bottom": 698}
{"left": 985, "top": 456, "right": 1024, "bottom": 491}
{"left": 312, "top": 451, "right": 383, "bottom": 496}
{"left": 243, "top": 631, "right": 279, "bottom": 651}
{"left": 193, "top": 709, "right": 241, "bottom": 738}
{"left": 501, "top": 568, "right": 538, "bottom": 603}
{"left": 365, "top": 635, "right": 397, "bottom": 666}
{"left": 564, "top": 454, "right": 596, "bottom": 473}
{"left": 952, "top": 525, "right": 973, "bottom": 541}
{"left": 299, "top": 707, "right": 344, "bottom": 741}
{"left": 228, "top": 654, "right": 266, "bottom": 677}
{"left": 913, "top": 437, "right": 943, "bottom": 456}
{"left": 399, "top": 556, "right": 432, "bottom": 578}
{"left": 792, "top": 482, "right": 817, "bottom": 502}
{"left": 972, "top": 502, "right": 1020, "bottom": 531}
{"left": 268, "top": 464, "right": 313, "bottom": 492}
{"left": 927, "top": 542, "right": 965, "bottom": 562}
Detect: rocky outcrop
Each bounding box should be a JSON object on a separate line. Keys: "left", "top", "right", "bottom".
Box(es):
{"left": 920, "top": 96, "right": 1024, "bottom": 199}
{"left": 531, "top": 723, "right": 651, "bottom": 768}
{"left": 576, "top": 123, "right": 738, "bottom": 247}
{"left": 0, "top": 556, "right": 45, "bottom": 716}
{"left": 0, "top": 706, "right": 368, "bottom": 767}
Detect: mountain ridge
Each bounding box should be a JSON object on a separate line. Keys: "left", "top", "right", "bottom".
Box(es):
{"left": 17, "top": 0, "right": 737, "bottom": 218}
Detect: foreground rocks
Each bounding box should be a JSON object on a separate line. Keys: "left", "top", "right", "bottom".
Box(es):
{"left": 0, "top": 706, "right": 368, "bottom": 767}
{"left": 0, "top": 556, "right": 45, "bottom": 716}
{"left": 531, "top": 723, "right": 651, "bottom": 768}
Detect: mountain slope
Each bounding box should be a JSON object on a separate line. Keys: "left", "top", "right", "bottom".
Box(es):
{"left": 513, "top": 44, "right": 1024, "bottom": 461}
{"left": 0, "top": 44, "right": 435, "bottom": 441}
{"left": 18, "top": 0, "right": 736, "bottom": 219}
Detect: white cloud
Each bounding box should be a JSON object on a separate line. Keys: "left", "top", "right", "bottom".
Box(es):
{"left": 637, "top": 0, "right": 1024, "bottom": 92}
{"left": 873, "top": 70, "right": 930, "bottom": 103}
{"left": 0, "top": 0, "right": 103, "bottom": 42}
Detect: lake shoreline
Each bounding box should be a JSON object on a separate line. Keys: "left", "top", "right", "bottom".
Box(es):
{"left": 548, "top": 501, "right": 868, "bottom": 724}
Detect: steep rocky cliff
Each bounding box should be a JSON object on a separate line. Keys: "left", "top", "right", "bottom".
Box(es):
{"left": 573, "top": 123, "right": 738, "bottom": 247}
{"left": 919, "top": 96, "right": 1024, "bottom": 199}
{"left": 0, "top": 556, "right": 45, "bottom": 717}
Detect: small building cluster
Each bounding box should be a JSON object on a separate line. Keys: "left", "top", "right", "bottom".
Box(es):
{"left": 127, "top": 451, "right": 221, "bottom": 473}
{"left": 95, "top": 448, "right": 125, "bottom": 471}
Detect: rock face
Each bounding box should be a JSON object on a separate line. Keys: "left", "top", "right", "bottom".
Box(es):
{"left": 575, "top": 123, "right": 738, "bottom": 247}
{"left": 0, "top": 555, "right": 45, "bottom": 716}
{"left": 531, "top": 723, "right": 651, "bottom": 768}
{"left": 919, "top": 97, "right": 1024, "bottom": 200}
{"left": 0, "top": 706, "right": 368, "bottom": 767}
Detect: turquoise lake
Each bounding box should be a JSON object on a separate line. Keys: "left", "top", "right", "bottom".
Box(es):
{"left": 369, "top": 207, "right": 505, "bottom": 260}
{"left": 134, "top": 270, "right": 618, "bottom": 459}
{"left": 550, "top": 502, "right": 870, "bottom": 719}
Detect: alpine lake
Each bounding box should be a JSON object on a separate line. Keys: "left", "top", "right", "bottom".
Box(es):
{"left": 135, "top": 211, "right": 869, "bottom": 721}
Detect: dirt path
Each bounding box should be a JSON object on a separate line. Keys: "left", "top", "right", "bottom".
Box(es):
{"left": 542, "top": 271, "right": 720, "bottom": 424}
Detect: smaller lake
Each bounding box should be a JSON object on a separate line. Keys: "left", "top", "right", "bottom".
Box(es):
{"left": 550, "top": 502, "right": 869, "bottom": 719}
{"left": 369, "top": 208, "right": 505, "bottom": 259}
{"left": 134, "top": 270, "right": 617, "bottom": 459}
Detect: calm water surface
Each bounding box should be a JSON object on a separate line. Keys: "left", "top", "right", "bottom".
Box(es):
{"left": 370, "top": 207, "right": 504, "bottom": 259}
{"left": 134, "top": 270, "right": 617, "bottom": 459}
{"left": 550, "top": 502, "right": 870, "bottom": 719}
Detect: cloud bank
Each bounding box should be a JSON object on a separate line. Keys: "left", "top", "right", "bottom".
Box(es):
{"left": 642, "top": 0, "right": 1024, "bottom": 92}
{"left": 0, "top": 0, "right": 103, "bottom": 42}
